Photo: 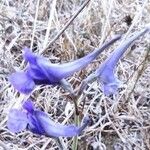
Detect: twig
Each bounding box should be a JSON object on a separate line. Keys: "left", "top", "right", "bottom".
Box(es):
{"left": 43, "top": 0, "right": 57, "bottom": 49}
{"left": 40, "top": 0, "right": 91, "bottom": 54}
{"left": 99, "top": 0, "right": 114, "bottom": 45}
{"left": 30, "top": 0, "right": 40, "bottom": 50}
{"left": 119, "top": 0, "right": 148, "bottom": 45}
{"left": 55, "top": 138, "right": 65, "bottom": 150}
{"left": 125, "top": 47, "right": 150, "bottom": 101}
{"left": 0, "top": 141, "right": 9, "bottom": 150}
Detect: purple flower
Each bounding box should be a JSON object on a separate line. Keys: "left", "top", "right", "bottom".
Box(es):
{"left": 9, "top": 35, "right": 121, "bottom": 94}
{"left": 7, "top": 100, "right": 91, "bottom": 137}
{"left": 95, "top": 27, "right": 150, "bottom": 95}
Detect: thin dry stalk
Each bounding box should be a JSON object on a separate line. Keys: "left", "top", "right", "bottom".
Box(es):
{"left": 42, "top": 0, "right": 57, "bottom": 50}
{"left": 40, "top": 0, "right": 91, "bottom": 54}
{"left": 30, "top": 0, "right": 40, "bottom": 50}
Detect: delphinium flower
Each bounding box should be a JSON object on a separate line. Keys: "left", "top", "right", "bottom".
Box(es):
{"left": 7, "top": 99, "right": 91, "bottom": 137}
{"left": 9, "top": 35, "right": 121, "bottom": 94}
{"left": 80, "top": 26, "right": 150, "bottom": 96}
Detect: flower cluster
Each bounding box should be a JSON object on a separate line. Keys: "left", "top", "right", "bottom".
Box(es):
{"left": 7, "top": 26, "right": 150, "bottom": 139}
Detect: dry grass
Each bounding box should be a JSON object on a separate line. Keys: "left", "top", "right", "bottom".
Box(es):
{"left": 0, "top": 0, "right": 150, "bottom": 149}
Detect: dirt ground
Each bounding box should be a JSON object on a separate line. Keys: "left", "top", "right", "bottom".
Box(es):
{"left": 0, "top": 0, "right": 150, "bottom": 149}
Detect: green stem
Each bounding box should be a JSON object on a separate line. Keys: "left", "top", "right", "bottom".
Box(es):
{"left": 72, "top": 114, "right": 80, "bottom": 150}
